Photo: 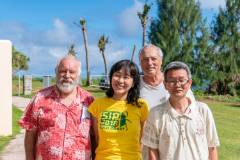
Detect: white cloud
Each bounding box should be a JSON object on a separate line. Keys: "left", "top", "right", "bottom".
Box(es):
{"left": 0, "top": 19, "right": 79, "bottom": 75}
{"left": 198, "top": 0, "right": 225, "bottom": 9}
{"left": 45, "top": 18, "right": 76, "bottom": 45}
{"left": 117, "top": 0, "right": 143, "bottom": 37}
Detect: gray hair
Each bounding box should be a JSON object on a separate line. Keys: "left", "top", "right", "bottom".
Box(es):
{"left": 55, "top": 55, "right": 81, "bottom": 76}
{"left": 164, "top": 61, "right": 192, "bottom": 79}
{"left": 139, "top": 44, "right": 164, "bottom": 58}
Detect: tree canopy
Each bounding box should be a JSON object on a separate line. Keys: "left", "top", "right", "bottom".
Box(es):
{"left": 12, "top": 47, "right": 30, "bottom": 75}
{"left": 149, "top": 0, "right": 211, "bottom": 87}
{"left": 210, "top": 0, "right": 240, "bottom": 95}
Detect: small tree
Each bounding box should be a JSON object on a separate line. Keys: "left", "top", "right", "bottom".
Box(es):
{"left": 138, "top": 3, "right": 151, "bottom": 47}
{"left": 67, "top": 44, "right": 77, "bottom": 56}
{"left": 12, "top": 47, "right": 30, "bottom": 75}
{"left": 98, "top": 35, "right": 109, "bottom": 77}
{"left": 79, "top": 18, "right": 91, "bottom": 86}
{"left": 74, "top": 18, "right": 91, "bottom": 86}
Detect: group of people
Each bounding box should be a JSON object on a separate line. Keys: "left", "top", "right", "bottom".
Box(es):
{"left": 19, "top": 44, "right": 220, "bottom": 160}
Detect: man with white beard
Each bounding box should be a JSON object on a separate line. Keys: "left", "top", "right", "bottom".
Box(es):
{"left": 19, "top": 55, "right": 94, "bottom": 160}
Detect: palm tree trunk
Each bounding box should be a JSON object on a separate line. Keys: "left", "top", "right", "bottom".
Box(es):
{"left": 102, "top": 51, "right": 108, "bottom": 77}
{"left": 142, "top": 25, "right": 146, "bottom": 47}
{"left": 131, "top": 44, "right": 136, "bottom": 62}
{"left": 82, "top": 27, "right": 90, "bottom": 86}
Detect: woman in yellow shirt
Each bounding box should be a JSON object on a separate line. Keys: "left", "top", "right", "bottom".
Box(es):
{"left": 89, "top": 59, "right": 149, "bottom": 160}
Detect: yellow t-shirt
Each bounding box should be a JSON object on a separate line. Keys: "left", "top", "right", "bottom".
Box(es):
{"left": 88, "top": 97, "right": 149, "bottom": 160}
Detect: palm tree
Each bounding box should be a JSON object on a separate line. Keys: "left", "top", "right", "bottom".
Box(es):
{"left": 138, "top": 3, "right": 151, "bottom": 47}
{"left": 67, "top": 44, "right": 77, "bottom": 56}
{"left": 79, "top": 18, "right": 90, "bottom": 86}
{"left": 98, "top": 35, "right": 109, "bottom": 77}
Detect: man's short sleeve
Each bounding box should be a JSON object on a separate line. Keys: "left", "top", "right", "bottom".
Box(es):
{"left": 203, "top": 103, "right": 220, "bottom": 147}
{"left": 18, "top": 96, "right": 38, "bottom": 131}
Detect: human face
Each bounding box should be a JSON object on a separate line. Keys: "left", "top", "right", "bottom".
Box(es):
{"left": 164, "top": 69, "right": 192, "bottom": 98}
{"left": 56, "top": 58, "right": 79, "bottom": 94}
{"left": 111, "top": 68, "right": 134, "bottom": 100}
{"left": 140, "top": 47, "right": 162, "bottom": 77}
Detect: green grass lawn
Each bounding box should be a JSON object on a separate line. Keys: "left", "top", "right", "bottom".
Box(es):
{"left": 0, "top": 106, "right": 23, "bottom": 152}
{"left": 203, "top": 100, "right": 240, "bottom": 160}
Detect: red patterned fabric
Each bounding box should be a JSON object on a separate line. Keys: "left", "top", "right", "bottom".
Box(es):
{"left": 19, "top": 85, "right": 94, "bottom": 160}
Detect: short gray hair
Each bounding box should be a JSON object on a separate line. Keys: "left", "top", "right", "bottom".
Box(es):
{"left": 55, "top": 55, "right": 81, "bottom": 76}
{"left": 139, "top": 44, "right": 164, "bottom": 58}
{"left": 164, "top": 61, "right": 192, "bottom": 79}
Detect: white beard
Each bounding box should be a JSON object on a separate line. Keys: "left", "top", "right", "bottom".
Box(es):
{"left": 56, "top": 78, "right": 79, "bottom": 94}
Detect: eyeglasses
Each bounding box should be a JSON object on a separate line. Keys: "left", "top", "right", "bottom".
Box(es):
{"left": 165, "top": 79, "right": 189, "bottom": 87}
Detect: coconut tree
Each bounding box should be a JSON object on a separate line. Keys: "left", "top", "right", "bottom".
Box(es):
{"left": 67, "top": 44, "right": 77, "bottom": 56}
{"left": 79, "top": 18, "right": 91, "bottom": 86}
{"left": 98, "top": 35, "right": 109, "bottom": 77}
{"left": 138, "top": 3, "right": 151, "bottom": 47}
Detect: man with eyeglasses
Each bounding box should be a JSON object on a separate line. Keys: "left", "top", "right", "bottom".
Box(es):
{"left": 141, "top": 61, "right": 220, "bottom": 160}
{"left": 139, "top": 44, "right": 195, "bottom": 160}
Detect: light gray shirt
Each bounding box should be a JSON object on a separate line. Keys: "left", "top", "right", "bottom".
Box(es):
{"left": 140, "top": 76, "right": 195, "bottom": 109}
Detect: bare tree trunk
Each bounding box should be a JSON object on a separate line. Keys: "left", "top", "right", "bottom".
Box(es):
{"left": 131, "top": 44, "right": 136, "bottom": 62}
{"left": 82, "top": 27, "right": 90, "bottom": 86}
{"left": 101, "top": 51, "right": 108, "bottom": 77}
{"left": 142, "top": 25, "right": 146, "bottom": 47}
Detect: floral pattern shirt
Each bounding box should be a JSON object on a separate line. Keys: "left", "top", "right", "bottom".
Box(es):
{"left": 19, "top": 85, "right": 94, "bottom": 160}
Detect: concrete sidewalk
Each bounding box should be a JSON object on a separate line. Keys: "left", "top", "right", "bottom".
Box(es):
{"left": 0, "top": 96, "right": 30, "bottom": 160}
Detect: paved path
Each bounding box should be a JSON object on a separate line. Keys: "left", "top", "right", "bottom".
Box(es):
{"left": 0, "top": 96, "right": 30, "bottom": 160}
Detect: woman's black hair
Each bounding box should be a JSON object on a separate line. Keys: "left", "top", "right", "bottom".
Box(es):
{"left": 106, "top": 59, "right": 141, "bottom": 107}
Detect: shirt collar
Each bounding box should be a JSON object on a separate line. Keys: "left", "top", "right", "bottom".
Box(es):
{"left": 167, "top": 98, "right": 195, "bottom": 120}
{"left": 47, "top": 85, "right": 82, "bottom": 106}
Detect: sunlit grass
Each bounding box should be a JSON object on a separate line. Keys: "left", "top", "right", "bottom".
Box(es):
{"left": 201, "top": 100, "right": 240, "bottom": 160}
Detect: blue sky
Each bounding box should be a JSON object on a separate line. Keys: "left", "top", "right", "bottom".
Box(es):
{"left": 0, "top": 0, "right": 225, "bottom": 77}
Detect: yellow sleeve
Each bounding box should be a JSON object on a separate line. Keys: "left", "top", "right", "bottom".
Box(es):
{"left": 138, "top": 98, "right": 149, "bottom": 122}
{"left": 88, "top": 98, "right": 100, "bottom": 118}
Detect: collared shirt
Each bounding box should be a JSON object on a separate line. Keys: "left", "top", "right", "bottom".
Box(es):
{"left": 19, "top": 85, "right": 94, "bottom": 160}
{"left": 141, "top": 100, "right": 220, "bottom": 160}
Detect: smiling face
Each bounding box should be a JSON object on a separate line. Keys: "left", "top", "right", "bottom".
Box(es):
{"left": 56, "top": 57, "right": 80, "bottom": 94}
{"left": 164, "top": 69, "right": 192, "bottom": 98}
{"left": 111, "top": 68, "right": 134, "bottom": 100}
{"left": 140, "top": 46, "right": 162, "bottom": 77}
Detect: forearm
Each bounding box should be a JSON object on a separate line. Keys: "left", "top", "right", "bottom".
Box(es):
{"left": 24, "top": 130, "right": 37, "bottom": 160}
{"left": 149, "top": 148, "right": 159, "bottom": 160}
{"left": 209, "top": 147, "right": 218, "bottom": 160}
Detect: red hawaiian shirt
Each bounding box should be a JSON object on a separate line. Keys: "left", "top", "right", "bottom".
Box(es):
{"left": 19, "top": 85, "right": 94, "bottom": 160}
